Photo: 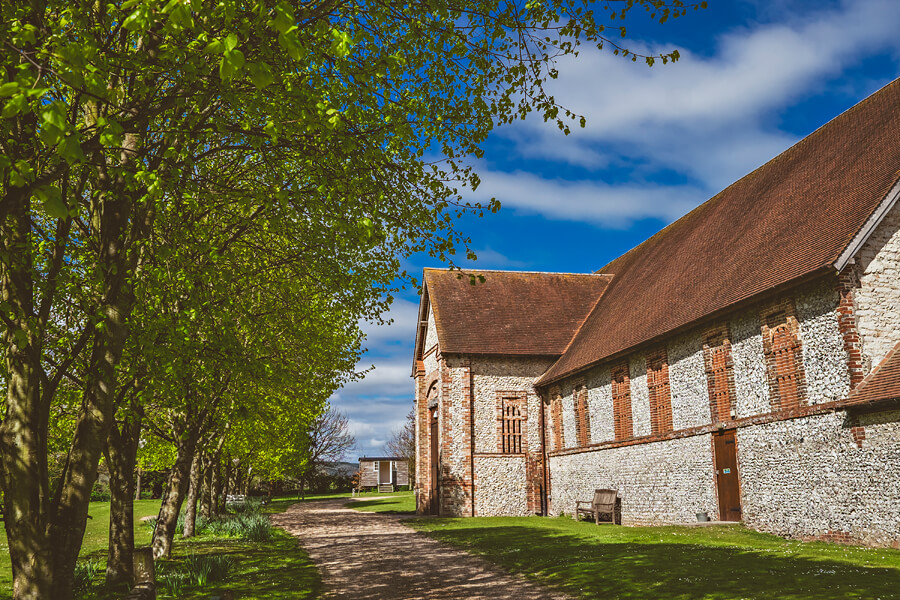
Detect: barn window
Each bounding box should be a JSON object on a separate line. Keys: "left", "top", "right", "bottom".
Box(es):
{"left": 611, "top": 361, "right": 633, "bottom": 441}
{"left": 573, "top": 382, "right": 591, "bottom": 446}
{"left": 761, "top": 301, "right": 807, "bottom": 411}
{"left": 373, "top": 461, "right": 378, "bottom": 472}
{"left": 497, "top": 392, "right": 527, "bottom": 454}
{"left": 703, "top": 325, "right": 736, "bottom": 423}
{"left": 550, "top": 388, "right": 564, "bottom": 451}
{"left": 646, "top": 348, "right": 673, "bottom": 435}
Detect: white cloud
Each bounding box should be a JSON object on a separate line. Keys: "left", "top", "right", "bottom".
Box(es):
{"left": 483, "top": 0, "right": 900, "bottom": 222}
{"left": 472, "top": 168, "right": 705, "bottom": 227}
{"left": 359, "top": 298, "right": 420, "bottom": 346}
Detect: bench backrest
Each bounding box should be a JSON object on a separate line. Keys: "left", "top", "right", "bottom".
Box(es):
{"left": 592, "top": 489, "right": 617, "bottom": 510}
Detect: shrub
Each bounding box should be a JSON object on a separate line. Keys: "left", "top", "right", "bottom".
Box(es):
{"left": 73, "top": 559, "right": 101, "bottom": 598}
{"left": 158, "top": 571, "right": 190, "bottom": 598}
{"left": 184, "top": 553, "right": 234, "bottom": 585}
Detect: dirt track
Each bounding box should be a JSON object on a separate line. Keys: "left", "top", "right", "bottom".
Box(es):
{"left": 270, "top": 498, "right": 570, "bottom": 600}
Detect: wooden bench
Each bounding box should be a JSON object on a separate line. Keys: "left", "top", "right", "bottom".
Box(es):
{"left": 575, "top": 489, "right": 617, "bottom": 525}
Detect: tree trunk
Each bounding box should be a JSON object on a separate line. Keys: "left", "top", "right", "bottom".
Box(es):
{"left": 151, "top": 436, "right": 197, "bottom": 559}
{"left": 182, "top": 451, "right": 203, "bottom": 538}
{"left": 135, "top": 467, "right": 142, "bottom": 501}
{"left": 199, "top": 461, "right": 211, "bottom": 520}
{"left": 223, "top": 460, "right": 232, "bottom": 507}
{"left": 211, "top": 459, "right": 222, "bottom": 517}
{"left": 104, "top": 410, "right": 142, "bottom": 591}
{"left": 0, "top": 333, "right": 53, "bottom": 600}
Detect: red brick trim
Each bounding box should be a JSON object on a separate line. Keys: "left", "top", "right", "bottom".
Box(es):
{"left": 549, "top": 386, "right": 563, "bottom": 451}
{"left": 703, "top": 324, "right": 737, "bottom": 423}
{"left": 646, "top": 347, "right": 673, "bottom": 435}
{"left": 837, "top": 268, "right": 866, "bottom": 388}
{"left": 850, "top": 416, "right": 866, "bottom": 448}
{"left": 548, "top": 396, "right": 857, "bottom": 458}
{"left": 761, "top": 298, "right": 808, "bottom": 411}
{"left": 611, "top": 360, "right": 633, "bottom": 440}
{"left": 573, "top": 379, "right": 591, "bottom": 446}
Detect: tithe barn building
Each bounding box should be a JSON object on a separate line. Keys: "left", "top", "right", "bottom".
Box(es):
{"left": 412, "top": 78, "right": 900, "bottom": 547}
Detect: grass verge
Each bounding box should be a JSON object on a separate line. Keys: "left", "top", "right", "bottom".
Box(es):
{"left": 347, "top": 491, "right": 415, "bottom": 514}
{"left": 0, "top": 499, "right": 162, "bottom": 597}
{"left": 1, "top": 499, "right": 320, "bottom": 599}
{"left": 407, "top": 516, "right": 900, "bottom": 600}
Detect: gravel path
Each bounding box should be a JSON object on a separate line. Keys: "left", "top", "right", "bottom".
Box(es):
{"left": 270, "top": 498, "right": 571, "bottom": 600}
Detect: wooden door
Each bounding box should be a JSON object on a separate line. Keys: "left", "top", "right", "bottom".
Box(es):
{"left": 713, "top": 430, "right": 742, "bottom": 521}
{"left": 430, "top": 408, "right": 439, "bottom": 515}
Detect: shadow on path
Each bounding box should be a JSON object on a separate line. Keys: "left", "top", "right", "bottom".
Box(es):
{"left": 271, "top": 499, "right": 569, "bottom": 600}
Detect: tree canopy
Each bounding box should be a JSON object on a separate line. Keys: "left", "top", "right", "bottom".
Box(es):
{"left": 1, "top": 0, "right": 703, "bottom": 597}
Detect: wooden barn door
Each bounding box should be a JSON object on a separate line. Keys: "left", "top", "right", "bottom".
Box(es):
{"left": 430, "top": 408, "right": 440, "bottom": 515}
{"left": 713, "top": 430, "right": 742, "bottom": 521}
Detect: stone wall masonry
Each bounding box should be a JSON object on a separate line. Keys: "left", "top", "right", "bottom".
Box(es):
{"left": 737, "top": 409, "right": 900, "bottom": 547}
{"left": 854, "top": 202, "right": 900, "bottom": 369}
{"left": 474, "top": 456, "right": 529, "bottom": 516}
{"left": 667, "top": 330, "right": 712, "bottom": 429}
{"left": 795, "top": 281, "right": 850, "bottom": 404}
{"left": 440, "top": 356, "right": 472, "bottom": 516}
{"left": 469, "top": 356, "right": 555, "bottom": 454}
{"left": 549, "top": 434, "right": 718, "bottom": 524}
{"left": 586, "top": 365, "right": 614, "bottom": 444}
{"left": 629, "top": 355, "right": 651, "bottom": 437}
{"left": 423, "top": 307, "right": 440, "bottom": 375}
{"left": 730, "top": 310, "right": 771, "bottom": 418}
{"left": 424, "top": 305, "right": 439, "bottom": 355}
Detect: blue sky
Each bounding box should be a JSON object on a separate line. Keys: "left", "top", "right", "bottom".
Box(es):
{"left": 332, "top": 0, "right": 900, "bottom": 457}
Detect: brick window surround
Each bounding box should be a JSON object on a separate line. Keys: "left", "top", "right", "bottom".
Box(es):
{"left": 497, "top": 392, "right": 527, "bottom": 454}
{"left": 703, "top": 324, "right": 737, "bottom": 423}
{"left": 550, "top": 388, "right": 564, "bottom": 451}
{"left": 646, "top": 348, "right": 673, "bottom": 435}
{"left": 761, "top": 299, "right": 807, "bottom": 411}
{"left": 573, "top": 381, "right": 591, "bottom": 447}
{"left": 611, "top": 360, "right": 633, "bottom": 440}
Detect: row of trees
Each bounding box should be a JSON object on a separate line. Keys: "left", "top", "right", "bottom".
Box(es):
{"left": 1, "top": 0, "right": 699, "bottom": 597}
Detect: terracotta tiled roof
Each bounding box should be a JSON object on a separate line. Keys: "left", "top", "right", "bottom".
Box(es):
{"left": 540, "top": 78, "right": 900, "bottom": 385}
{"left": 423, "top": 269, "right": 612, "bottom": 356}
{"left": 843, "top": 343, "right": 900, "bottom": 407}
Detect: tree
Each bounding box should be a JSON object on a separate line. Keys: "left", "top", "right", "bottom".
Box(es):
{"left": 296, "top": 407, "right": 356, "bottom": 499}
{"left": 1, "top": 1, "right": 702, "bottom": 597}
{"left": 386, "top": 409, "right": 416, "bottom": 487}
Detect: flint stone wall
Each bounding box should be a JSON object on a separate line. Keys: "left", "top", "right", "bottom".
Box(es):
{"left": 855, "top": 204, "right": 900, "bottom": 368}
{"left": 423, "top": 308, "right": 440, "bottom": 375}
{"left": 469, "top": 355, "right": 553, "bottom": 516}
{"left": 474, "top": 456, "right": 528, "bottom": 516}
{"left": 667, "top": 330, "right": 712, "bottom": 428}
{"left": 586, "top": 365, "right": 614, "bottom": 443}
{"left": 471, "top": 356, "right": 555, "bottom": 454}
{"left": 549, "top": 434, "right": 718, "bottom": 525}
{"left": 795, "top": 281, "right": 851, "bottom": 404}
{"left": 737, "top": 409, "right": 900, "bottom": 546}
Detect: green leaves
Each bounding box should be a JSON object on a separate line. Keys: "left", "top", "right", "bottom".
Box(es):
{"left": 33, "top": 186, "right": 69, "bottom": 219}
{"left": 248, "top": 62, "right": 274, "bottom": 90}
{"left": 218, "top": 34, "right": 246, "bottom": 81}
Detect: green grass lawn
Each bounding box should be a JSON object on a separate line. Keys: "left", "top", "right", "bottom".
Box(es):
{"left": 347, "top": 491, "right": 415, "bottom": 514}
{"left": 0, "top": 499, "right": 162, "bottom": 597}
{"left": 408, "top": 516, "right": 900, "bottom": 600}
{"left": 147, "top": 529, "right": 320, "bottom": 600}
{"left": 1, "top": 499, "right": 320, "bottom": 599}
